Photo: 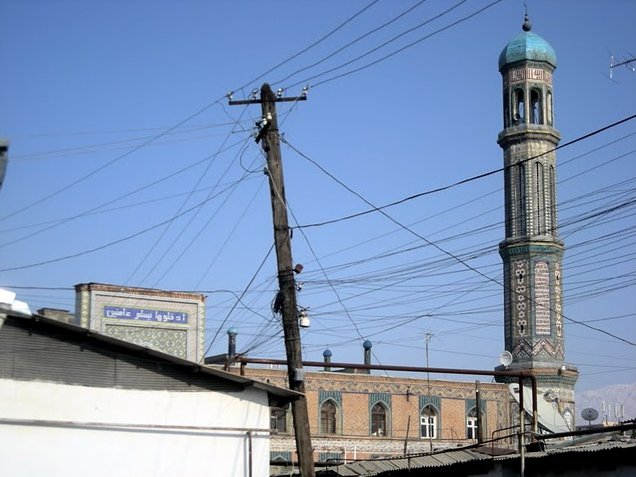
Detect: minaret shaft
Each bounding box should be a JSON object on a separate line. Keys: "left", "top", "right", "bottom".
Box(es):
{"left": 496, "top": 20, "right": 577, "bottom": 427}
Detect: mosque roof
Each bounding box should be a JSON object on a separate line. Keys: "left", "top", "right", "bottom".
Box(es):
{"left": 498, "top": 16, "right": 557, "bottom": 70}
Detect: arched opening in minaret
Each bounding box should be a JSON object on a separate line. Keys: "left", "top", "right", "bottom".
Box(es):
{"left": 530, "top": 89, "right": 542, "bottom": 124}
{"left": 549, "top": 164, "right": 556, "bottom": 234}
{"left": 504, "top": 165, "right": 512, "bottom": 236}
{"left": 516, "top": 163, "right": 527, "bottom": 236}
{"left": 536, "top": 162, "right": 546, "bottom": 234}
{"left": 513, "top": 88, "right": 525, "bottom": 125}
{"left": 503, "top": 91, "right": 510, "bottom": 128}
{"left": 546, "top": 90, "right": 553, "bottom": 126}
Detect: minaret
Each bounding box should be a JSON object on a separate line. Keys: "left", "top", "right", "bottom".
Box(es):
{"left": 496, "top": 15, "right": 577, "bottom": 423}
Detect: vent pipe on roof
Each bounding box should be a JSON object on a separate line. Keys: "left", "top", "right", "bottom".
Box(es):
{"left": 227, "top": 328, "right": 238, "bottom": 360}
{"left": 363, "top": 340, "right": 372, "bottom": 366}
{"left": 0, "top": 140, "right": 8, "bottom": 191}
{"left": 323, "top": 349, "right": 332, "bottom": 371}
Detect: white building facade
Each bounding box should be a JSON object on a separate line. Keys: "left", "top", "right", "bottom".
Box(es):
{"left": 0, "top": 312, "right": 297, "bottom": 477}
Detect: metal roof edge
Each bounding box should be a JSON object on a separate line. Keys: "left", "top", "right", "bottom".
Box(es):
{"left": 2, "top": 312, "right": 301, "bottom": 401}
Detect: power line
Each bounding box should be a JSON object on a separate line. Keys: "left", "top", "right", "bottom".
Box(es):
{"left": 0, "top": 137, "right": 252, "bottom": 250}
{"left": 127, "top": 106, "right": 253, "bottom": 285}
{"left": 0, "top": 98, "right": 228, "bottom": 223}
{"left": 287, "top": 0, "right": 503, "bottom": 90}
{"left": 204, "top": 243, "right": 275, "bottom": 355}
{"left": 229, "top": 0, "right": 381, "bottom": 95}
{"left": 280, "top": 136, "right": 636, "bottom": 347}
{"left": 0, "top": 185, "right": 249, "bottom": 273}
{"left": 292, "top": 114, "right": 636, "bottom": 229}
{"left": 272, "top": 0, "right": 430, "bottom": 86}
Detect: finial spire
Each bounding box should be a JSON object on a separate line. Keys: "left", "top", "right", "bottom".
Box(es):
{"left": 522, "top": 13, "right": 532, "bottom": 31}
{"left": 522, "top": 2, "right": 531, "bottom": 31}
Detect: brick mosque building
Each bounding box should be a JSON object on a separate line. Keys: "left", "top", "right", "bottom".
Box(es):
{"left": 233, "top": 343, "right": 513, "bottom": 464}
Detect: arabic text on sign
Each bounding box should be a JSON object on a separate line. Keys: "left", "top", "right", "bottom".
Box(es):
{"left": 103, "top": 306, "right": 188, "bottom": 324}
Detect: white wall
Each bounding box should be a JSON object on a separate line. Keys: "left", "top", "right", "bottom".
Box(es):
{"left": 0, "top": 379, "right": 272, "bottom": 477}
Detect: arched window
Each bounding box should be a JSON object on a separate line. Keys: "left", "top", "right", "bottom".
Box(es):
{"left": 530, "top": 89, "right": 542, "bottom": 124}
{"left": 420, "top": 404, "right": 438, "bottom": 439}
{"left": 466, "top": 407, "right": 480, "bottom": 439}
{"left": 371, "top": 403, "right": 387, "bottom": 437}
{"left": 563, "top": 409, "right": 573, "bottom": 430}
{"left": 320, "top": 400, "right": 338, "bottom": 435}
{"left": 514, "top": 88, "right": 525, "bottom": 124}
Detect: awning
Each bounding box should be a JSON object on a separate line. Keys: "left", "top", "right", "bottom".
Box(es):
{"left": 509, "top": 383, "right": 571, "bottom": 434}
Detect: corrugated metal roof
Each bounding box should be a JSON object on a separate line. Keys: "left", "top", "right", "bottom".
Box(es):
{"left": 323, "top": 438, "right": 636, "bottom": 476}
{"left": 492, "top": 435, "right": 636, "bottom": 463}
{"left": 545, "top": 439, "right": 636, "bottom": 456}
{"left": 322, "top": 448, "right": 491, "bottom": 476}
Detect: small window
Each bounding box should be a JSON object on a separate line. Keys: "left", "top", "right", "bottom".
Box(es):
{"left": 371, "top": 403, "right": 387, "bottom": 437}
{"left": 320, "top": 400, "right": 338, "bottom": 435}
{"left": 420, "top": 405, "right": 438, "bottom": 439}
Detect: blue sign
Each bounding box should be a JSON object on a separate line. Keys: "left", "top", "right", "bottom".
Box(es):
{"left": 103, "top": 306, "right": 188, "bottom": 324}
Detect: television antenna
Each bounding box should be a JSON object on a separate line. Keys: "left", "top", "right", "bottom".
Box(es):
{"left": 609, "top": 53, "right": 636, "bottom": 79}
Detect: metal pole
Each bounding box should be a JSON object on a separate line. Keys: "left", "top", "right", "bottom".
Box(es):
{"left": 476, "top": 380, "right": 484, "bottom": 444}
{"left": 519, "top": 376, "right": 525, "bottom": 477}
{"left": 247, "top": 431, "right": 253, "bottom": 477}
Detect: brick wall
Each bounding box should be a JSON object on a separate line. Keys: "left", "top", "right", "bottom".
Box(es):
{"left": 241, "top": 366, "right": 514, "bottom": 459}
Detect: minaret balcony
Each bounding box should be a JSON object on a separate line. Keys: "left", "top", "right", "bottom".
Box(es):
{"left": 497, "top": 123, "right": 560, "bottom": 148}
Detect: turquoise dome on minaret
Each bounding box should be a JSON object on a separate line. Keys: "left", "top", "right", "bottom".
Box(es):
{"left": 498, "top": 15, "right": 556, "bottom": 71}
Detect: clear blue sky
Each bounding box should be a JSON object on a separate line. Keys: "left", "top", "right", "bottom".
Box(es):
{"left": 1, "top": 0, "right": 635, "bottom": 404}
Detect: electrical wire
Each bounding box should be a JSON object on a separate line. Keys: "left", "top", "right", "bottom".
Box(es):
{"left": 127, "top": 105, "right": 253, "bottom": 285}
{"left": 272, "top": 0, "right": 430, "bottom": 86}
{"left": 229, "top": 0, "right": 381, "bottom": 95}
{"left": 203, "top": 242, "right": 275, "bottom": 356}
{"left": 0, "top": 98, "right": 229, "bottom": 223}
{"left": 293, "top": 114, "right": 636, "bottom": 230}
{"left": 286, "top": 0, "right": 503, "bottom": 90}
{"left": 280, "top": 136, "right": 636, "bottom": 347}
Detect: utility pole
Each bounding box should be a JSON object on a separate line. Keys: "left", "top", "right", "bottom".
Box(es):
{"left": 425, "top": 332, "right": 433, "bottom": 453}
{"left": 229, "top": 83, "right": 314, "bottom": 476}
{"left": 475, "top": 380, "right": 483, "bottom": 443}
